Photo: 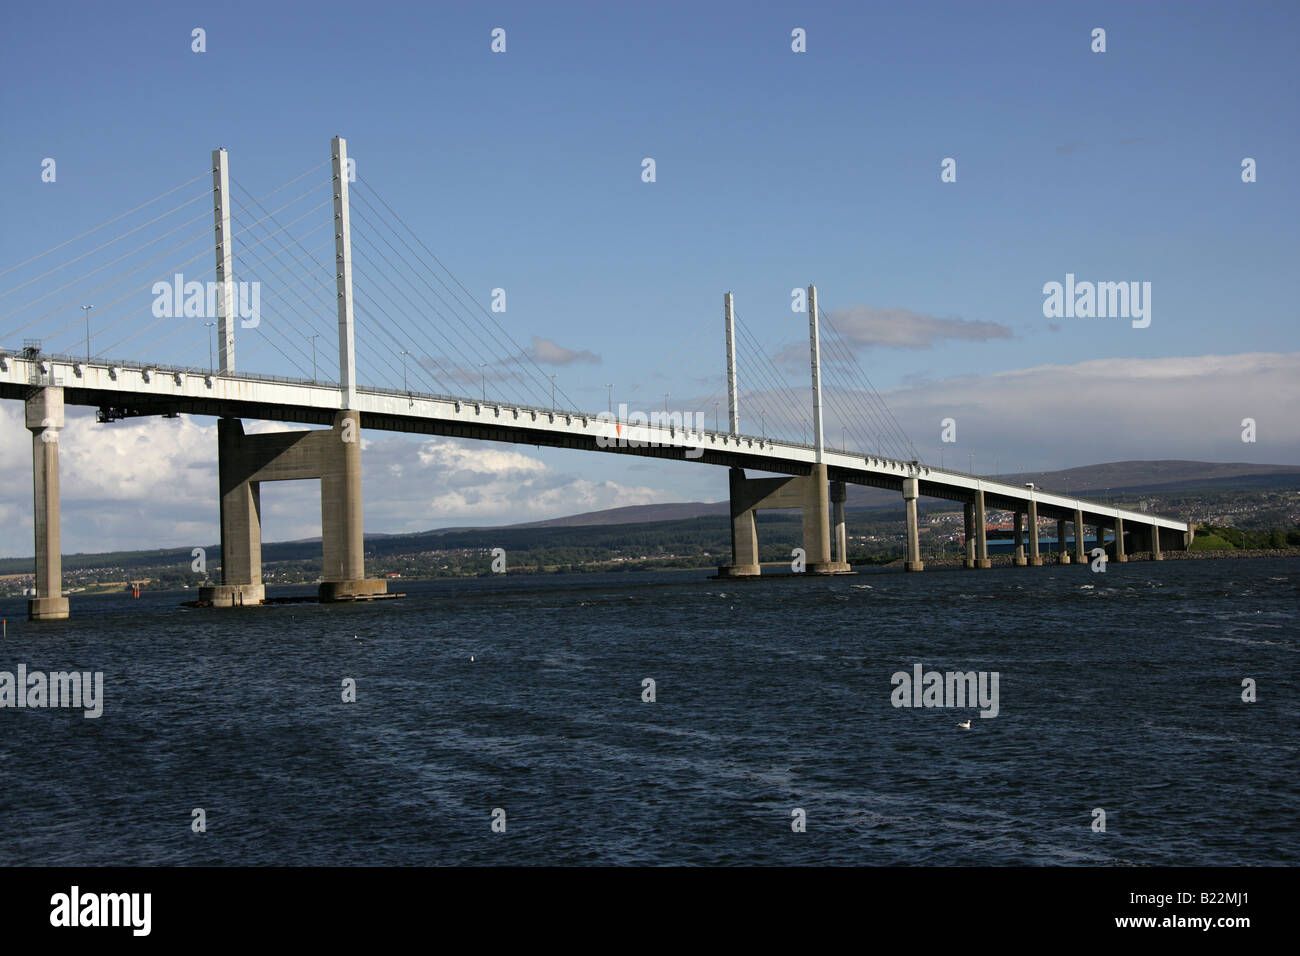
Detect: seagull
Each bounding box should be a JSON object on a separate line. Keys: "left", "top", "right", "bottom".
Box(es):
{"left": 470, "top": 656, "right": 475, "bottom": 662}
{"left": 957, "top": 720, "right": 971, "bottom": 730}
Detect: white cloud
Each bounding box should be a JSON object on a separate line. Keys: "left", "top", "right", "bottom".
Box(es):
{"left": 826, "top": 306, "right": 1013, "bottom": 350}
{"left": 528, "top": 336, "right": 600, "bottom": 365}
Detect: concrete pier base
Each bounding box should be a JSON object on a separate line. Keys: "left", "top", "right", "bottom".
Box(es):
{"left": 714, "top": 563, "right": 762, "bottom": 578}
{"left": 319, "top": 579, "right": 392, "bottom": 602}
{"left": 974, "top": 489, "right": 991, "bottom": 569}
{"left": 1013, "top": 511, "right": 1027, "bottom": 566}
{"left": 198, "top": 584, "right": 267, "bottom": 607}
{"left": 28, "top": 596, "right": 70, "bottom": 620}
{"left": 26, "top": 388, "right": 69, "bottom": 621}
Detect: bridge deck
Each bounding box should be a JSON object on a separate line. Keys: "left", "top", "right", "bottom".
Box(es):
{"left": 0, "top": 352, "right": 1192, "bottom": 533}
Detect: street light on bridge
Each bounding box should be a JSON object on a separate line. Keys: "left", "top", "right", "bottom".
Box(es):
{"left": 479, "top": 362, "right": 487, "bottom": 402}
{"left": 80, "top": 305, "right": 95, "bottom": 362}
{"left": 400, "top": 350, "right": 410, "bottom": 392}
{"left": 605, "top": 383, "right": 613, "bottom": 414}
{"left": 307, "top": 334, "right": 319, "bottom": 381}
{"left": 204, "top": 321, "right": 216, "bottom": 373}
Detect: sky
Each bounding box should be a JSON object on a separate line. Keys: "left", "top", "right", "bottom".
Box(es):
{"left": 1, "top": 0, "right": 1297, "bottom": 555}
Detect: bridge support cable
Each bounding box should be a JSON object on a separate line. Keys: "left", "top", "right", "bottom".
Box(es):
{"left": 732, "top": 339, "right": 810, "bottom": 444}
{"left": 346, "top": 195, "right": 551, "bottom": 408}
{"left": 818, "top": 305, "right": 918, "bottom": 461}
{"left": 806, "top": 307, "right": 913, "bottom": 460}
{"left": 733, "top": 311, "right": 822, "bottom": 445}
{"left": 350, "top": 177, "right": 581, "bottom": 411}
{"left": 37, "top": 236, "right": 219, "bottom": 359}
{"left": 227, "top": 179, "right": 402, "bottom": 385}
{"left": 232, "top": 171, "right": 456, "bottom": 393}
{"left": 346, "top": 232, "right": 524, "bottom": 402}
{"left": 0, "top": 170, "right": 212, "bottom": 281}
{"left": 347, "top": 266, "right": 460, "bottom": 396}
{"left": 814, "top": 343, "right": 908, "bottom": 459}
{"left": 350, "top": 179, "right": 564, "bottom": 406}
{"left": 0, "top": 189, "right": 212, "bottom": 308}
{"left": 348, "top": 192, "right": 547, "bottom": 405}
{"left": 0, "top": 211, "right": 218, "bottom": 345}
{"left": 731, "top": 317, "right": 814, "bottom": 445}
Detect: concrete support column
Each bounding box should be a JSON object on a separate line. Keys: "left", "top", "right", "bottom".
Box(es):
{"left": 1114, "top": 515, "right": 1127, "bottom": 562}
{"left": 26, "top": 388, "right": 69, "bottom": 621}
{"left": 1027, "top": 499, "right": 1042, "bottom": 566}
{"left": 1151, "top": 524, "right": 1163, "bottom": 561}
{"left": 319, "top": 409, "right": 387, "bottom": 601}
{"left": 1057, "top": 519, "right": 1070, "bottom": 564}
{"left": 963, "top": 502, "right": 975, "bottom": 569}
{"left": 1095, "top": 524, "right": 1106, "bottom": 551}
{"left": 831, "top": 480, "right": 847, "bottom": 567}
{"left": 210, "top": 417, "right": 265, "bottom": 607}
{"left": 903, "top": 476, "right": 923, "bottom": 572}
{"left": 804, "top": 463, "right": 848, "bottom": 573}
{"left": 974, "top": 489, "right": 990, "bottom": 569}
{"left": 1013, "top": 510, "right": 1027, "bottom": 566}
{"left": 722, "top": 467, "right": 760, "bottom": 577}
{"left": 1073, "top": 507, "right": 1086, "bottom": 564}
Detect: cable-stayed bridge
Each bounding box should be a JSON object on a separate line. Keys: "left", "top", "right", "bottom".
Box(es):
{"left": 1, "top": 139, "right": 1193, "bottom": 620}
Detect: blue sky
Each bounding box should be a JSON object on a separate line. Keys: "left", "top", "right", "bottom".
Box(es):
{"left": 2, "top": 1, "right": 1297, "bottom": 552}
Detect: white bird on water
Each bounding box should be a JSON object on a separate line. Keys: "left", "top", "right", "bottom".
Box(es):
{"left": 470, "top": 655, "right": 475, "bottom": 662}
{"left": 957, "top": 720, "right": 971, "bottom": 730}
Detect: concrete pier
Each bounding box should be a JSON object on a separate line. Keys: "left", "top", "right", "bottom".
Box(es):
{"left": 1151, "top": 524, "right": 1163, "bottom": 561}
{"left": 1073, "top": 507, "right": 1086, "bottom": 564}
{"left": 718, "top": 464, "right": 851, "bottom": 576}
{"left": 26, "top": 388, "right": 69, "bottom": 621}
{"left": 1027, "top": 499, "right": 1042, "bottom": 565}
{"left": 903, "top": 476, "right": 923, "bottom": 571}
{"left": 1057, "top": 519, "right": 1070, "bottom": 563}
{"left": 832, "top": 480, "right": 848, "bottom": 567}
{"left": 200, "top": 410, "right": 387, "bottom": 606}
{"left": 973, "top": 489, "right": 990, "bottom": 568}
{"left": 963, "top": 503, "right": 975, "bottom": 569}
{"left": 1114, "top": 515, "right": 1127, "bottom": 562}
{"left": 1013, "top": 510, "right": 1027, "bottom": 566}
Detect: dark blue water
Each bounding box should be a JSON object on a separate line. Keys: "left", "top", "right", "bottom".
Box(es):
{"left": 1, "top": 558, "right": 1296, "bottom": 865}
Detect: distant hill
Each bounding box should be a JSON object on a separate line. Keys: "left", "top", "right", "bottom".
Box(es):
{"left": 503, "top": 459, "right": 1300, "bottom": 525}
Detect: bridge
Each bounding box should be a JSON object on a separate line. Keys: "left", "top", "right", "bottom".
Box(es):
{"left": 1, "top": 139, "right": 1193, "bottom": 620}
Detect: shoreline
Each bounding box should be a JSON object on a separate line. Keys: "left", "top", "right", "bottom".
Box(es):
{"left": 885, "top": 548, "right": 1300, "bottom": 569}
